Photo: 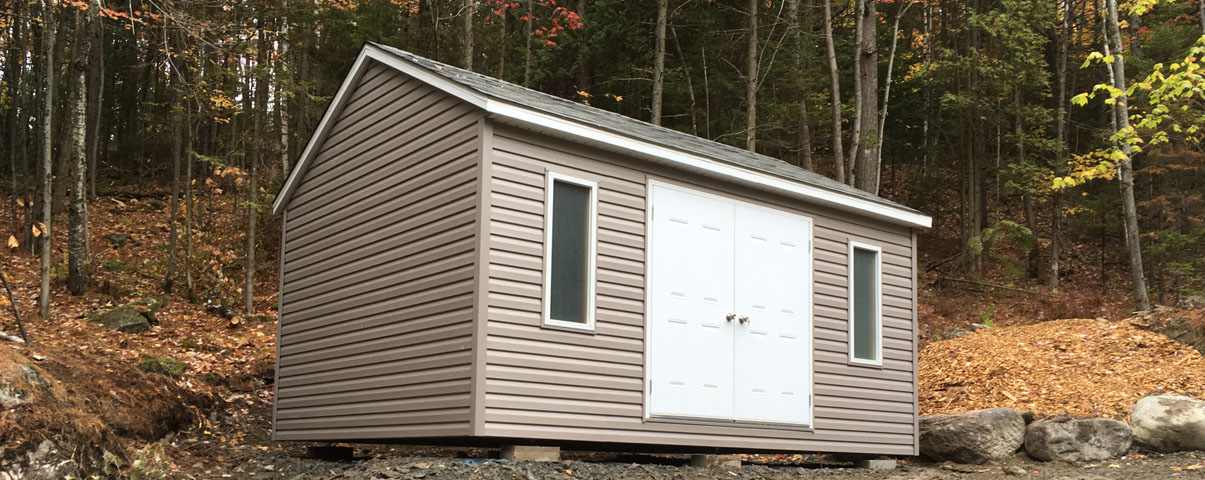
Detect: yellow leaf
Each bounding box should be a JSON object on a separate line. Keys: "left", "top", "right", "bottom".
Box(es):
{"left": 6, "top": 235, "right": 17, "bottom": 249}
{"left": 32, "top": 222, "right": 46, "bottom": 238}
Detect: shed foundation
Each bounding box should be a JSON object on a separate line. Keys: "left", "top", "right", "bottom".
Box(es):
{"left": 500, "top": 445, "right": 561, "bottom": 462}
{"left": 690, "top": 454, "right": 742, "bottom": 468}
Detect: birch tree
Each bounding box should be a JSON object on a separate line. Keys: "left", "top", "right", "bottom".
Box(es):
{"left": 66, "top": 0, "right": 100, "bottom": 296}
{"left": 38, "top": 0, "right": 55, "bottom": 316}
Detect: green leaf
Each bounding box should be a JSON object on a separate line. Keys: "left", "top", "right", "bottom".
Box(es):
{"left": 1071, "top": 93, "right": 1090, "bottom": 106}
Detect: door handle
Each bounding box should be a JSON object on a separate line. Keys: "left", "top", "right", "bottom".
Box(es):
{"left": 738, "top": 316, "right": 749, "bottom": 325}
{"left": 726, "top": 313, "right": 736, "bottom": 322}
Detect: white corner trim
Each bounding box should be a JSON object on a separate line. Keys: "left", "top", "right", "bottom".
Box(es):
{"left": 274, "top": 44, "right": 933, "bottom": 230}
{"left": 848, "top": 241, "right": 884, "bottom": 367}
{"left": 541, "top": 171, "right": 598, "bottom": 331}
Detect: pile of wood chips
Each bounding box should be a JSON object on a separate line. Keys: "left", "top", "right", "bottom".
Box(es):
{"left": 920, "top": 318, "right": 1205, "bottom": 419}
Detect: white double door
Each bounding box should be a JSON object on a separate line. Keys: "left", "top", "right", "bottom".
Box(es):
{"left": 647, "top": 183, "right": 812, "bottom": 425}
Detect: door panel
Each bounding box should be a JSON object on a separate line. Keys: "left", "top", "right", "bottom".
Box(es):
{"left": 647, "top": 185, "right": 736, "bottom": 420}
{"left": 733, "top": 206, "right": 812, "bottom": 425}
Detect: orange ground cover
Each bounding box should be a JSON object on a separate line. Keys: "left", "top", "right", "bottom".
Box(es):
{"left": 920, "top": 318, "right": 1205, "bottom": 419}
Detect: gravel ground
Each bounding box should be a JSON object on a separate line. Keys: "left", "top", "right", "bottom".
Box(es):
{"left": 204, "top": 447, "right": 1205, "bottom": 480}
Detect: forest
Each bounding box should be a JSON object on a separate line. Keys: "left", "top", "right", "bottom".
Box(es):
{"left": 1, "top": 0, "right": 1205, "bottom": 477}
{"left": 0, "top": 0, "right": 1202, "bottom": 317}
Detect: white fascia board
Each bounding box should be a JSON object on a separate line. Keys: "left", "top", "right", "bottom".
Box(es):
{"left": 484, "top": 101, "right": 932, "bottom": 228}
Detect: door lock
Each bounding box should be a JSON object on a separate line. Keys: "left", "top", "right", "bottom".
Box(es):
{"left": 738, "top": 315, "right": 750, "bottom": 324}
{"left": 726, "top": 313, "right": 736, "bottom": 322}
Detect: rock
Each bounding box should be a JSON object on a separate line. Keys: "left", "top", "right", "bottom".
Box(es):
{"left": 89, "top": 305, "right": 150, "bottom": 333}
{"left": 946, "top": 329, "right": 971, "bottom": 339}
{"left": 199, "top": 372, "right": 224, "bottom": 386}
{"left": 105, "top": 234, "right": 132, "bottom": 249}
{"left": 100, "top": 259, "right": 134, "bottom": 272}
{"left": 137, "top": 358, "right": 188, "bottom": 378}
{"left": 1131, "top": 394, "right": 1205, "bottom": 452}
{"left": 940, "top": 462, "right": 988, "bottom": 473}
{"left": 128, "top": 296, "right": 168, "bottom": 324}
{"left": 0, "top": 380, "right": 26, "bottom": 409}
{"left": 1181, "top": 295, "right": 1205, "bottom": 309}
{"left": 247, "top": 314, "right": 277, "bottom": 323}
{"left": 1131, "top": 311, "right": 1205, "bottom": 355}
{"left": 920, "top": 408, "right": 1026, "bottom": 464}
{"left": 1020, "top": 411, "right": 1036, "bottom": 424}
{"left": 1023, "top": 416, "right": 1131, "bottom": 462}
{"left": 1002, "top": 465, "right": 1028, "bottom": 476}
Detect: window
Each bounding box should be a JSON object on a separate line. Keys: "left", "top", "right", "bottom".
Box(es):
{"left": 848, "top": 241, "right": 882, "bottom": 365}
{"left": 543, "top": 173, "right": 597, "bottom": 330}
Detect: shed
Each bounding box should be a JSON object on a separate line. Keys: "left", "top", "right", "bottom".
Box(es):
{"left": 271, "top": 43, "right": 933, "bottom": 457}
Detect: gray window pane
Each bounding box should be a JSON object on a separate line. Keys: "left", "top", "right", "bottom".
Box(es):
{"left": 550, "top": 180, "right": 591, "bottom": 323}
{"left": 853, "top": 247, "right": 878, "bottom": 361}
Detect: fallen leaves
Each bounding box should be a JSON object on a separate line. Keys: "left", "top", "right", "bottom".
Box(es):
{"left": 6, "top": 235, "right": 17, "bottom": 249}
{"left": 920, "top": 318, "right": 1205, "bottom": 418}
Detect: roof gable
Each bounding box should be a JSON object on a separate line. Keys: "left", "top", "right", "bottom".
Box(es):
{"left": 273, "top": 44, "right": 931, "bottom": 229}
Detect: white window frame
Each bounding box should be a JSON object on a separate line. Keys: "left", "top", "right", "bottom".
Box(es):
{"left": 847, "top": 241, "right": 883, "bottom": 366}
{"left": 542, "top": 172, "right": 599, "bottom": 331}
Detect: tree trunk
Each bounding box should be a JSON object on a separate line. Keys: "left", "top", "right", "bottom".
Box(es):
{"left": 745, "top": 0, "right": 758, "bottom": 152}
{"left": 651, "top": 0, "right": 667, "bottom": 125}
{"left": 38, "top": 0, "right": 55, "bottom": 317}
{"left": 67, "top": 1, "right": 96, "bottom": 296}
{"left": 1105, "top": 0, "right": 1150, "bottom": 311}
{"left": 6, "top": 1, "right": 24, "bottom": 238}
{"left": 1050, "top": 0, "right": 1071, "bottom": 290}
{"left": 279, "top": 17, "right": 290, "bottom": 177}
{"left": 524, "top": 0, "right": 533, "bottom": 86}
{"left": 577, "top": 0, "right": 592, "bottom": 93}
{"left": 85, "top": 1, "right": 103, "bottom": 201}
{"left": 463, "top": 0, "right": 475, "bottom": 69}
{"left": 247, "top": 27, "right": 270, "bottom": 316}
{"left": 165, "top": 82, "right": 182, "bottom": 294}
{"left": 1016, "top": 89, "right": 1039, "bottom": 279}
{"left": 670, "top": 26, "right": 699, "bottom": 135}
{"left": 852, "top": 0, "right": 880, "bottom": 194}
{"left": 877, "top": 1, "right": 912, "bottom": 173}
{"left": 921, "top": 0, "right": 934, "bottom": 175}
{"left": 498, "top": 8, "right": 508, "bottom": 79}
{"left": 788, "top": 0, "right": 814, "bottom": 170}
{"left": 1199, "top": 0, "right": 1205, "bottom": 36}
{"left": 185, "top": 118, "right": 195, "bottom": 302}
{"left": 822, "top": 0, "right": 845, "bottom": 183}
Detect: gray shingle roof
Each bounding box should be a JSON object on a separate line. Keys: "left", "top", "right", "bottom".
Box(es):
{"left": 373, "top": 43, "right": 922, "bottom": 216}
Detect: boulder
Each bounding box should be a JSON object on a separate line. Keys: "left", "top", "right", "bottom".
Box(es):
{"left": 89, "top": 306, "right": 150, "bottom": 333}
{"left": 104, "top": 234, "right": 132, "bottom": 249}
{"left": 1131, "top": 394, "right": 1205, "bottom": 452}
{"left": 137, "top": 358, "right": 188, "bottom": 378}
{"left": 1023, "top": 416, "right": 1131, "bottom": 462}
{"left": 920, "top": 408, "right": 1026, "bottom": 464}
{"left": 127, "top": 296, "right": 168, "bottom": 324}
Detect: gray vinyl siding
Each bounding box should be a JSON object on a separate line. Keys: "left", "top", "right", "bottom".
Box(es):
{"left": 274, "top": 60, "right": 485, "bottom": 441}
{"left": 480, "top": 125, "right": 918, "bottom": 455}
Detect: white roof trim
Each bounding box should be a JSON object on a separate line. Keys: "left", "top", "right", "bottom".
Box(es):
{"left": 273, "top": 45, "right": 933, "bottom": 229}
